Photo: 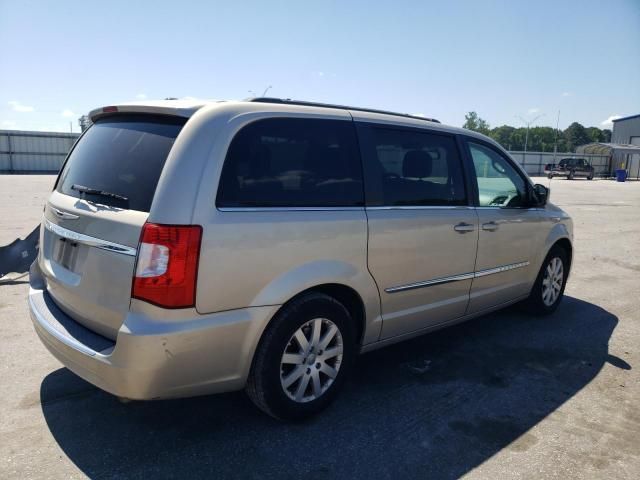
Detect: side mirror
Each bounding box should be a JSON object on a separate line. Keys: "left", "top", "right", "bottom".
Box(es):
{"left": 532, "top": 183, "right": 549, "bottom": 207}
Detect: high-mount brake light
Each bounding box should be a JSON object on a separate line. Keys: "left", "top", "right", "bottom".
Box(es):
{"left": 132, "top": 223, "right": 202, "bottom": 308}
{"left": 102, "top": 106, "right": 119, "bottom": 113}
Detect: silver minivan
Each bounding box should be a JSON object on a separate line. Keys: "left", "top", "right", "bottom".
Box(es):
{"left": 29, "top": 98, "right": 573, "bottom": 420}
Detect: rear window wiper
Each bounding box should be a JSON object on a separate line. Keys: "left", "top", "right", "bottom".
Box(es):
{"left": 71, "top": 184, "right": 129, "bottom": 201}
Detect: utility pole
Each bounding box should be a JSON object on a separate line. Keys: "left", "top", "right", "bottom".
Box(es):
{"left": 517, "top": 114, "right": 544, "bottom": 154}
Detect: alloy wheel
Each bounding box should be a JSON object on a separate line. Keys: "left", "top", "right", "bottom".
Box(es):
{"left": 280, "top": 318, "right": 344, "bottom": 403}
{"left": 542, "top": 257, "right": 564, "bottom": 306}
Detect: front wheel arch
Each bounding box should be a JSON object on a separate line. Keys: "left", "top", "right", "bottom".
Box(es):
{"left": 550, "top": 238, "right": 572, "bottom": 276}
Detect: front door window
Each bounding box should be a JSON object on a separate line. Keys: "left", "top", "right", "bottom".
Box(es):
{"left": 468, "top": 142, "right": 528, "bottom": 208}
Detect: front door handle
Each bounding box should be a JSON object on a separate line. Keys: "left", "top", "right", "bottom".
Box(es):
{"left": 454, "top": 222, "right": 475, "bottom": 233}
{"left": 482, "top": 221, "right": 499, "bottom": 232}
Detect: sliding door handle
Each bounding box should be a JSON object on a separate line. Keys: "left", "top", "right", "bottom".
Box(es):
{"left": 482, "top": 221, "right": 499, "bottom": 232}
{"left": 454, "top": 222, "right": 475, "bottom": 233}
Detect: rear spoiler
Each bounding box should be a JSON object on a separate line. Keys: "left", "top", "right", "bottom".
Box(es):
{"left": 89, "top": 102, "right": 207, "bottom": 123}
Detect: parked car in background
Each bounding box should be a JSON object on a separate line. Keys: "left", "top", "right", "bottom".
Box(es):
{"left": 545, "top": 157, "right": 594, "bottom": 180}
{"left": 29, "top": 98, "right": 573, "bottom": 420}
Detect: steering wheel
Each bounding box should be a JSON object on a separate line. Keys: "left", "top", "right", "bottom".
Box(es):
{"left": 489, "top": 193, "right": 518, "bottom": 207}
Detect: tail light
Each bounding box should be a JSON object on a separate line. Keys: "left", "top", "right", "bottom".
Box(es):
{"left": 132, "top": 223, "right": 202, "bottom": 308}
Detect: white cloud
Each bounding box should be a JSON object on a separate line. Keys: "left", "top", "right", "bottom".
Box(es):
{"left": 561, "top": 92, "right": 572, "bottom": 97}
{"left": 601, "top": 115, "right": 621, "bottom": 127}
{"left": 61, "top": 109, "right": 76, "bottom": 118}
{"left": 2, "top": 120, "right": 16, "bottom": 128}
{"left": 8, "top": 100, "right": 34, "bottom": 112}
{"left": 312, "top": 71, "right": 335, "bottom": 78}
{"left": 528, "top": 107, "right": 540, "bottom": 114}
{"left": 136, "top": 93, "right": 147, "bottom": 99}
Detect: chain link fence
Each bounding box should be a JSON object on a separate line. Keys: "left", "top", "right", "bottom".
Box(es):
{"left": 508, "top": 151, "right": 611, "bottom": 177}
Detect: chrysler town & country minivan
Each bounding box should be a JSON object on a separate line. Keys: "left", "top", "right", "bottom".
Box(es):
{"left": 29, "top": 98, "right": 573, "bottom": 419}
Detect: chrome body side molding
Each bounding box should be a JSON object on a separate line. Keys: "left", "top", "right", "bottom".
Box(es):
{"left": 385, "top": 261, "right": 530, "bottom": 294}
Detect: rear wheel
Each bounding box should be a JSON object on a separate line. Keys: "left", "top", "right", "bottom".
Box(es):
{"left": 523, "top": 245, "right": 568, "bottom": 315}
{"left": 568, "top": 170, "right": 575, "bottom": 180}
{"left": 246, "top": 292, "right": 355, "bottom": 421}
{"left": 547, "top": 173, "right": 553, "bottom": 179}
{"left": 588, "top": 172, "right": 594, "bottom": 180}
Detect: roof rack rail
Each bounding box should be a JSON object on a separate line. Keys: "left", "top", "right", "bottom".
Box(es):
{"left": 248, "top": 97, "right": 440, "bottom": 124}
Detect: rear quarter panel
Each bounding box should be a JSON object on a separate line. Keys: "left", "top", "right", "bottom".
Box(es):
{"left": 175, "top": 104, "right": 382, "bottom": 345}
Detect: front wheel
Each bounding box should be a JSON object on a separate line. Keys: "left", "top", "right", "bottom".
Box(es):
{"left": 523, "top": 246, "right": 569, "bottom": 315}
{"left": 246, "top": 292, "right": 356, "bottom": 420}
{"left": 547, "top": 173, "right": 553, "bottom": 179}
{"left": 568, "top": 170, "right": 575, "bottom": 180}
{"left": 588, "top": 172, "right": 594, "bottom": 180}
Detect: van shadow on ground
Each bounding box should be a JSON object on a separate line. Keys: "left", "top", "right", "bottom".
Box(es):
{"left": 40, "top": 296, "right": 625, "bottom": 479}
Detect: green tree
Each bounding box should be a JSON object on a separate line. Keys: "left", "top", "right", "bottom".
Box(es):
{"left": 466, "top": 116, "right": 609, "bottom": 152}
{"left": 564, "top": 122, "right": 590, "bottom": 151}
{"left": 489, "top": 125, "right": 516, "bottom": 149}
{"left": 528, "top": 126, "right": 557, "bottom": 152}
{"left": 463, "top": 111, "right": 490, "bottom": 135}
{"left": 510, "top": 128, "right": 527, "bottom": 151}
{"left": 585, "top": 127, "right": 603, "bottom": 143}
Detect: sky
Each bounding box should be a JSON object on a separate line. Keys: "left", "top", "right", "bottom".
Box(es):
{"left": 1, "top": 0, "right": 639, "bottom": 133}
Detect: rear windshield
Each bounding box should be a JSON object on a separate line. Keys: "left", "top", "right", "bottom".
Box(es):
{"left": 56, "top": 115, "right": 186, "bottom": 212}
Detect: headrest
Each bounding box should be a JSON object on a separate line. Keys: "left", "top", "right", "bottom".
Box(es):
{"left": 250, "top": 145, "right": 271, "bottom": 177}
{"left": 403, "top": 150, "right": 432, "bottom": 178}
{"left": 306, "top": 146, "right": 348, "bottom": 178}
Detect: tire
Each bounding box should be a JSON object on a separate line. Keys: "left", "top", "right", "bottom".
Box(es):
{"left": 246, "top": 292, "right": 356, "bottom": 421}
{"left": 547, "top": 173, "right": 553, "bottom": 179}
{"left": 523, "top": 245, "right": 569, "bottom": 315}
{"left": 588, "top": 172, "right": 594, "bottom": 180}
{"left": 568, "top": 170, "right": 575, "bottom": 180}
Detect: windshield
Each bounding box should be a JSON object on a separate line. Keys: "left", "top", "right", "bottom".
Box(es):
{"left": 56, "top": 115, "right": 186, "bottom": 212}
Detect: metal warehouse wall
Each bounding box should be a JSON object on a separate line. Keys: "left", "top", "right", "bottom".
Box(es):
{"left": 0, "top": 130, "right": 79, "bottom": 173}
{"left": 612, "top": 116, "right": 640, "bottom": 178}
{"left": 612, "top": 115, "right": 640, "bottom": 145}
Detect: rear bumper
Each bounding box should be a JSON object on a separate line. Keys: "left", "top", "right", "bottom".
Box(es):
{"left": 29, "top": 274, "right": 279, "bottom": 400}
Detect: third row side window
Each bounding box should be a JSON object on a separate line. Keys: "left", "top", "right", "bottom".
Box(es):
{"left": 217, "top": 118, "right": 364, "bottom": 208}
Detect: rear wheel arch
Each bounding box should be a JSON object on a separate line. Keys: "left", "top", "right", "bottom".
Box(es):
{"left": 307, "top": 284, "right": 366, "bottom": 346}
{"left": 266, "top": 283, "right": 366, "bottom": 347}
{"left": 247, "top": 283, "right": 366, "bottom": 384}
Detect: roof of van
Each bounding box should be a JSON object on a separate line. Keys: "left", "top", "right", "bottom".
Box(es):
{"left": 88, "top": 97, "right": 485, "bottom": 142}
{"left": 90, "top": 97, "right": 441, "bottom": 123}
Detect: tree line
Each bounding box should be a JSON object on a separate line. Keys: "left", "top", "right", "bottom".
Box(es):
{"left": 462, "top": 112, "right": 611, "bottom": 153}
